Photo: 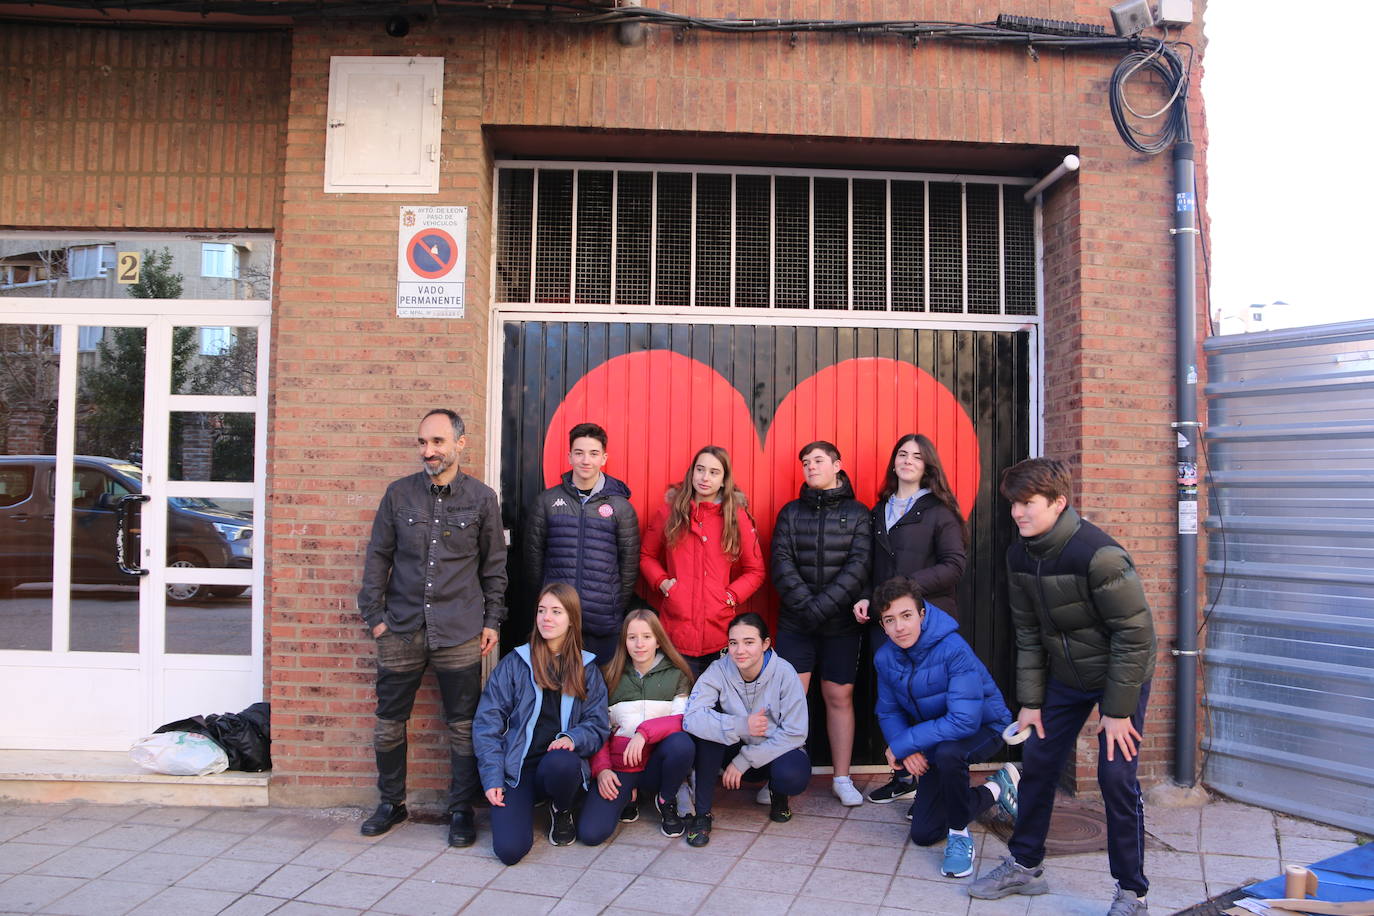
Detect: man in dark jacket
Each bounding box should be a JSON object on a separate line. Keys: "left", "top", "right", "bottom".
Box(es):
{"left": 357, "top": 409, "right": 507, "bottom": 848}
{"left": 770, "top": 440, "right": 872, "bottom": 806}
{"left": 524, "top": 422, "right": 639, "bottom": 664}
{"left": 968, "top": 458, "right": 1155, "bottom": 916}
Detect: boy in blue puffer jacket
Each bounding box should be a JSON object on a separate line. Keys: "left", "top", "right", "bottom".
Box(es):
{"left": 873, "top": 576, "right": 1017, "bottom": 880}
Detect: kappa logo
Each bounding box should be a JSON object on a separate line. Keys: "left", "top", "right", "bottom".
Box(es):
{"left": 552, "top": 498, "right": 567, "bottom": 508}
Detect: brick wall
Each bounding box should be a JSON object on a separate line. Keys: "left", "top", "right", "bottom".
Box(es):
{"left": 0, "top": 25, "right": 288, "bottom": 230}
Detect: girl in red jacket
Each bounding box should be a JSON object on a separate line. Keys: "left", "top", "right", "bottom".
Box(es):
{"left": 640, "top": 445, "right": 767, "bottom": 677}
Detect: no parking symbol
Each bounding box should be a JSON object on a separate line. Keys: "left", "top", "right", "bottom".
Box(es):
{"left": 396, "top": 206, "right": 467, "bottom": 318}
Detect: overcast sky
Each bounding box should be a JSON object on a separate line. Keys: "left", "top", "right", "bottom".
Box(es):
{"left": 1203, "top": 0, "right": 1372, "bottom": 330}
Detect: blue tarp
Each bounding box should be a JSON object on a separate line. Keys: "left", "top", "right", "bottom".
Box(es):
{"left": 1245, "top": 842, "right": 1374, "bottom": 905}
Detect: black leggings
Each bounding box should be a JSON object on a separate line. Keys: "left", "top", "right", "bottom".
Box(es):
{"left": 693, "top": 739, "right": 810, "bottom": 815}
{"left": 577, "top": 731, "right": 694, "bottom": 845}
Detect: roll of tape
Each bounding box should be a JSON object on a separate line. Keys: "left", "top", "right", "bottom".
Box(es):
{"left": 1002, "top": 721, "right": 1031, "bottom": 745}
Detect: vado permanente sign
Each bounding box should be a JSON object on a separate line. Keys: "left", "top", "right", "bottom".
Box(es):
{"left": 397, "top": 206, "right": 467, "bottom": 318}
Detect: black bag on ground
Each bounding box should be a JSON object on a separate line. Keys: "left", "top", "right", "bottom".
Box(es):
{"left": 154, "top": 702, "right": 271, "bottom": 772}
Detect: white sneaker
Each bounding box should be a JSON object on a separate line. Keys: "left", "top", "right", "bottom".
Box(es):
{"left": 755, "top": 785, "right": 771, "bottom": 805}
{"left": 832, "top": 776, "right": 864, "bottom": 806}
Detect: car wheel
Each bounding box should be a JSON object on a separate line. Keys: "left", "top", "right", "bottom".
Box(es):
{"left": 166, "top": 555, "right": 205, "bottom": 603}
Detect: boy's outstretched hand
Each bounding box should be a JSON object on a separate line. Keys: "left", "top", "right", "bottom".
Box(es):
{"left": 1097, "top": 714, "right": 1141, "bottom": 761}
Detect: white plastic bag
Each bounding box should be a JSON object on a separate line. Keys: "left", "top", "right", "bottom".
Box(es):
{"left": 129, "top": 731, "right": 229, "bottom": 776}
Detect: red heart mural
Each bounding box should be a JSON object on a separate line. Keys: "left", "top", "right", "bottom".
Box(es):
{"left": 541, "top": 351, "right": 980, "bottom": 618}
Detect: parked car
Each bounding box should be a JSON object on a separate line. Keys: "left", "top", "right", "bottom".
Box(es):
{"left": 0, "top": 455, "right": 252, "bottom": 602}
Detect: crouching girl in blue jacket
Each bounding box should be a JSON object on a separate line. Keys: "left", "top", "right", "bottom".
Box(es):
{"left": 873, "top": 576, "right": 1016, "bottom": 880}
{"left": 473, "top": 583, "right": 610, "bottom": 865}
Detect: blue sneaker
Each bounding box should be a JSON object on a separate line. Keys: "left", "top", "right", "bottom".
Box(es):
{"left": 941, "top": 831, "right": 975, "bottom": 878}
{"left": 990, "top": 762, "right": 1020, "bottom": 820}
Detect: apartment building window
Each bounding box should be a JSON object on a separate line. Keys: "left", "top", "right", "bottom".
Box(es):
{"left": 67, "top": 245, "right": 115, "bottom": 280}
{"left": 202, "top": 243, "right": 240, "bottom": 279}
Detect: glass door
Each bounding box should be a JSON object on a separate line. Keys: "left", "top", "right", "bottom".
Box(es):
{"left": 1, "top": 234, "right": 271, "bottom": 750}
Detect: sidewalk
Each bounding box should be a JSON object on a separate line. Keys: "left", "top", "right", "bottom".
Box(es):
{"left": 0, "top": 775, "right": 1362, "bottom": 916}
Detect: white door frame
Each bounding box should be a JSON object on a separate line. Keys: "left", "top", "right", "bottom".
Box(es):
{"left": 0, "top": 299, "right": 270, "bottom": 750}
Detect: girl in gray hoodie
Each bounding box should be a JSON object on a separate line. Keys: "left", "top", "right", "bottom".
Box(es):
{"left": 682, "top": 612, "right": 810, "bottom": 847}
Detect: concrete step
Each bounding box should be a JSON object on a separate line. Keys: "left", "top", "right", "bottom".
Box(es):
{"left": 0, "top": 749, "right": 269, "bottom": 807}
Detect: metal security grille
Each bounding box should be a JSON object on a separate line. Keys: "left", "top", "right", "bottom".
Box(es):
{"left": 495, "top": 163, "right": 1038, "bottom": 315}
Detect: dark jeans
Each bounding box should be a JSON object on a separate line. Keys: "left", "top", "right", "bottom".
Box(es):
{"left": 577, "top": 731, "right": 694, "bottom": 845}
{"left": 683, "top": 651, "right": 723, "bottom": 679}
{"left": 373, "top": 628, "right": 482, "bottom": 812}
{"left": 488, "top": 749, "right": 584, "bottom": 866}
{"left": 583, "top": 631, "right": 619, "bottom": 667}
{"left": 907, "top": 725, "right": 1003, "bottom": 845}
{"left": 1010, "top": 678, "right": 1152, "bottom": 896}
{"left": 693, "top": 739, "right": 810, "bottom": 815}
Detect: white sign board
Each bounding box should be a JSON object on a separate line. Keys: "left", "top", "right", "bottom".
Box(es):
{"left": 397, "top": 206, "right": 467, "bottom": 318}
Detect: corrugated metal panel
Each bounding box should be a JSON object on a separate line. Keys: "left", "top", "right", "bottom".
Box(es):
{"left": 1202, "top": 319, "right": 1374, "bottom": 834}
{"left": 498, "top": 320, "right": 1031, "bottom": 765}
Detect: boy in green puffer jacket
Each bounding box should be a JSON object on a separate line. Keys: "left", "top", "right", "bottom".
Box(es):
{"left": 968, "top": 458, "right": 1156, "bottom": 916}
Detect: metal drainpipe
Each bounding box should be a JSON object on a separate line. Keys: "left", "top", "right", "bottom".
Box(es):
{"left": 1171, "top": 140, "right": 1200, "bottom": 787}
{"left": 617, "top": 0, "right": 647, "bottom": 46}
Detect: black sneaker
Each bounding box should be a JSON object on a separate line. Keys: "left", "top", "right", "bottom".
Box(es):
{"left": 685, "top": 812, "right": 713, "bottom": 847}
{"left": 868, "top": 772, "right": 918, "bottom": 804}
{"left": 768, "top": 792, "right": 793, "bottom": 823}
{"left": 618, "top": 801, "right": 640, "bottom": 824}
{"left": 655, "top": 794, "right": 685, "bottom": 838}
{"left": 548, "top": 805, "right": 576, "bottom": 846}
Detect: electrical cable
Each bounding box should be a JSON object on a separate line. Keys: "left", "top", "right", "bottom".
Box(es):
{"left": 1109, "top": 37, "right": 1192, "bottom": 154}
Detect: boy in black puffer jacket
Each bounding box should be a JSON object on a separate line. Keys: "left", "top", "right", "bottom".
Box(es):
{"left": 770, "top": 440, "right": 872, "bottom": 807}
{"left": 968, "top": 457, "right": 1156, "bottom": 916}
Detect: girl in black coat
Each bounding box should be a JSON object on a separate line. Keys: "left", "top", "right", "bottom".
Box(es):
{"left": 853, "top": 433, "right": 968, "bottom": 804}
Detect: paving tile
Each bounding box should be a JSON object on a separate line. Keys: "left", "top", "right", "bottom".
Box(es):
{"left": 16, "top": 817, "right": 112, "bottom": 846}
{"left": 29, "top": 844, "right": 136, "bottom": 878}
{"left": 105, "top": 851, "right": 208, "bottom": 885}
{"left": 65, "top": 804, "right": 144, "bottom": 823}
{"left": 760, "top": 813, "right": 843, "bottom": 841}
{"left": 819, "top": 839, "right": 904, "bottom": 875}
{"left": 0, "top": 815, "right": 51, "bottom": 842}
{"left": 0, "top": 803, "right": 76, "bottom": 817}
{"left": 1143, "top": 848, "right": 1207, "bottom": 882}
{"left": 368, "top": 877, "right": 479, "bottom": 915}
{"left": 1279, "top": 835, "right": 1359, "bottom": 865}
{"left": 255, "top": 863, "right": 332, "bottom": 898}
{"left": 601, "top": 818, "right": 676, "bottom": 848}
{"left": 84, "top": 823, "right": 183, "bottom": 852}
{"left": 560, "top": 867, "right": 634, "bottom": 905}
{"left": 42, "top": 878, "right": 161, "bottom": 916}
{"left": 178, "top": 855, "right": 282, "bottom": 893}
{"left": 1024, "top": 892, "right": 1102, "bottom": 915}
{"left": 290, "top": 841, "right": 371, "bottom": 869}
{"left": 218, "top": 894, "right": 287, "bottom": 916}
{"left": 359, "top": 820, "right": 447, "bottom": 850}
{"left": 223, "top": 834, "right": 318, "bottom": 864}
{"left": 644, "top": 846, "right": 736, "bottom": 885}
{"left": 296, "top": 870, "right": 400, "bottom": 909}
{"left": 1144, "top": 805, "right": 1202, "bottom": 836}
{"left": 520, "top": 838, "right": 603, "bottom": 867}
{"left": 336, "top": 842, "right": 439, "bottom": 878}
{"left": 265, "top": 901, "right": 361, "bottom": 915}
{"left": 0, "top": 874, "right": 88, "bottom": 913}
{"left": 801, "top": 865, "right": 893, "bottom": 905}
{"left": 885, "top": 874, "right": 984, "bottom": 913}
{"left": 835, "top": 817, "right": 911, "bottom": 847}
{"left": 0, "top": 841, "right": 64, "bottom": 872}
{"left": 789, "top": 896, "right": 881, "bottom": 916}
{"left": 583, "top": 842, "right": 662, "bottom": 875}
{"left": 149, "top": 827, "right": 243, "bottom": 857}
{"left": 1202, "top": 852, "right": 1279, "bottom": 892}
{"left": 1146, "top": 876, "right": 1210, "bottom": 912}
{"left": 612, "top": 874, "right": 711, "bottom": 911}
{"left": 460, "top": 888, "right": 558, "bottom": 915}
{"left": 721, "top": 856, "right": 812, "bottom": 894}
{"left": 965, "top": 894, "right": 1032, "bottom": 915}
{"left": 124, "top": 884, "right": 240, "bottom": 916}
{"left": 1275, "top": 814, "right": 1360, "bottom": 843}
{"left": 1034, "top": 860, "right": 1117, "bottom": 900}
{"left": 488, "top": 861, "right": 585, "bottom": 897}
{"left": 699, "top": 884, "right": 795, "bottom": 914}
{"left": 127, "top": 808, "right": 214, "bottom": 829}
{"left": 196, "top": 810, "right": 283, "bottom": 834}
{"left": 409, "top": 849, "right": 506, "bottom": 887}
{"left": 895, "top": 842, "right": 945, "bottom": 881}
{"left": 546, "top": 900, "right": 604, "bottom": 916}
{"left": 787, "top": 790, "right": 853, "bottom": 819}
{"left": 848, "top": 800, "right": 917, "bottom": 824}
{"left": 745, "top": 833, "right": 825, "bottom": 865}
{"left": 260, "top": 815, "right": 348, "bottom": 840}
